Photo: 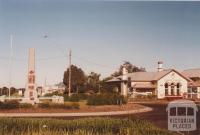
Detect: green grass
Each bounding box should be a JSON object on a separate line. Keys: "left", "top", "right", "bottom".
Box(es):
{"left": 0, "top": 117, "right": 176, "bottom": 135}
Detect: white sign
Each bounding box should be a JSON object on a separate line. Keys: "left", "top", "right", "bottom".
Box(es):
{"left": 166, "top": 100, "right": 198, "bottom": 132}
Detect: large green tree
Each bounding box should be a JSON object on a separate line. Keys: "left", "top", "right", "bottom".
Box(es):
{"left": 63, "top": 65, "right": 86, "bottom": 94}
{"left": 111, "top": 61, "right": 146, "bottom": 77}
{"left": 87, "top": 72, "right": 101, "bottom": 92}
{"left": 0, "top": 87, "right": 9, "bottom": 96}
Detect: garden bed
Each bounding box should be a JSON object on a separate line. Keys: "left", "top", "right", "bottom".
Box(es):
{"left": 0, "top": 103, "right": 144, "bottom": 113}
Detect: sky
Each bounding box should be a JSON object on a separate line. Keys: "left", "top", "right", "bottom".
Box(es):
{"left": 0, "top": 0, "right": 200, "bottom": 88}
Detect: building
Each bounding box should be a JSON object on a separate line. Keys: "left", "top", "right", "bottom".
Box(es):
{"left": 182, "top": 69, "right": 200, "bottom": 99}
{"left": 37, "top": 85, "right": 65, "bottom": 96}
{"left": 107, "top": 62, "right": 200, "bottom": 99}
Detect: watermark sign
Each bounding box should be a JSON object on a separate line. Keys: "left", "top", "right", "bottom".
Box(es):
{"left": 166, "top": 100, "right": 198, "bottom": 132}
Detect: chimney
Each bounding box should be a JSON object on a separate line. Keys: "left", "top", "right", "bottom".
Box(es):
{"left": 122, "top": 65, "right": 128, "bottom": 75}
{"left": 122, "top": 65, "right": 128, "bottom": 80}
{"left": 158, "top": 61, "right": 164, "bottom": 72}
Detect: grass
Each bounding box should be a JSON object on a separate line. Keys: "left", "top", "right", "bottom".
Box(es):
{"left": 0, "top": 117, "right": 176, "bottom": 135}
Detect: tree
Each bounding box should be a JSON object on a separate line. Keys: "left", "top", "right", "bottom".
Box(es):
{"left": 87, "top": 72, "right": 101, "bottom": 92}
{"left": 111, "top": 61, "right": 146, "bottom": 77}
{"left": 63, "top": 65, "right": 86, "bottom": 94}
{"left": 10, "top": 87, "right": 17, "bottom": 95}
{"left": 1, "top": 87, "right": 9, "bottom": 96}
{"left": 55, "top": 82, "right": 65, "bottom": 88}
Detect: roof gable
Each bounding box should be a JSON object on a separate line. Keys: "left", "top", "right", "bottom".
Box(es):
{"left": 156, "top": 69, "right": 192, "bottom": 82}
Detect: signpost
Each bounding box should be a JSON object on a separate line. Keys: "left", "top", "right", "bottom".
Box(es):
{"left": 166, "top": 100, "right": 198, "bottom": 134}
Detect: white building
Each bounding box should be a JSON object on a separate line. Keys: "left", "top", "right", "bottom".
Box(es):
{"left": 107, "top": 62, "right": 200, "bottom": 99}
{"left": 37, "top": 85, "right": 65, "bottom": 96}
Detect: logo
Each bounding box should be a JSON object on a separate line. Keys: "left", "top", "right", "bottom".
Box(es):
{"left": 166, "top": 100, "right": 198, "bottom": 132}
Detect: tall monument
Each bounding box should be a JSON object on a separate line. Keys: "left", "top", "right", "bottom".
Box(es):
{"left": 24, "top": 48, "right": 38, "bottom": 103}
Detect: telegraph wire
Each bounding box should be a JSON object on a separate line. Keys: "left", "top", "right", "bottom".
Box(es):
{"left": 73, "top": 55, "right": 113, "bottom": 69}
{"left": 0, "top": 35, "right": 115, "bottom": 69}
{"left": 0, "top": 54, "right": 114, "bottom": 69}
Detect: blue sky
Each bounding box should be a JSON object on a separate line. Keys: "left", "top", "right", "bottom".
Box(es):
{"left": 0, "top": 0, "right": 200, "bottom": 87}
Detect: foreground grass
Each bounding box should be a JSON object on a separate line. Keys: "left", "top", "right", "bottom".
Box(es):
{"left": 0, "top": 117, "right": 175, "bottom": 135}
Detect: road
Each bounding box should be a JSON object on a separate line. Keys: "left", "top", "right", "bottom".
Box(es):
{"left": 134, "top": 103, "right": 200, "bottom": 135}
{"left": 0, "top": 106, "right": 152, "bottom": 117}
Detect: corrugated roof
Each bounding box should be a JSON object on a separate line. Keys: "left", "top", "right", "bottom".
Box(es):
{"left": 124, "top": 69, "right": 172, "bottom": 82}
{"left": 133, "top": 82, "right": 156, "bottom": 89}
{"left": 107, "top": 69, "right": 191, "bottom": 82}
{"left": 182, "top": 68, "right": 200, "bottom": 78}
{"left": 106, "top": 77, "right": 121, "bottom": 82}
{"left": 126, "top": 72, "right": 156, "bottom": 81}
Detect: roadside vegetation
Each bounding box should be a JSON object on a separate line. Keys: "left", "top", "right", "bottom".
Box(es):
{"left": 0, "top": 100, "right": 80, "bottom": 110}
{"left": 0, "top": 117, "right": 176, "bottom": 135}
{"left": 0, "top": 92, "right": 127, "bottom": 111}
{"left": 87, "top": 93, "right": 127, "bottom": 106}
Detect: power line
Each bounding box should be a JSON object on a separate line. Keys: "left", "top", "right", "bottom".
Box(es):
{"left": 73, "top": 55, "right": 113, "bottom": 69}
{"left": 0, "top": 55, "right": 116, "bottom": 70}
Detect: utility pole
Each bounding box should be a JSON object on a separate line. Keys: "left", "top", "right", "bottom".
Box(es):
{"left": 9, "top": 34, "right": 13, "bottom": 100}
{"left": 68, "top": 49, "right": 72, "bottom": 97}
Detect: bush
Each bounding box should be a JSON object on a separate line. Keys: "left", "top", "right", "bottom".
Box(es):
{"left": 87, "top": 93, "right": 127, "bottom": 106}
{"left": 0, "top": 100, "right": 20, "bottom": 109}
{"left": 44, "top": 91, "right": 63, "bottom": 97}
{"left": 135, "top": 94, "right": 157, "bottom": 100}
{"left": 38, "top": 102, "right": 50, "bottom": 108}
{"left": 64, "top": 93, "right": 88, "bottom": 102}
{"left": 19, "top": 103, "right": 33, "bottom": 109}
{"left": 38, "top": 102, "right": 80, "bottom": 109}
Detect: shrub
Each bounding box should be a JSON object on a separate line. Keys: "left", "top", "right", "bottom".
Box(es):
{"left": 38, "top": 102, "right": 80, "bottom": 109}
{"left": 19, "top": 103, "right": 33, "bottom": 109}
{"left": 44, "top": 91, "right": 63, "bottom": 97}
{"left": 64, "top": 93, "right": 88, "bottom": 102}
{"left": 0, "top": 100, "right": 20, "bottom": 109}
{"left": 135, "top": 94, "right": 157, "bottom": 100}
{"left": 87, "top": 93, "right": 127, "bottom": 106}
{"left": 38, "top": 102, "right": 50, "bottom": 108}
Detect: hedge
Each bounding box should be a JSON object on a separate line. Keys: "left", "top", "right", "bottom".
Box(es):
{"left": 87, "top": 93, "right": 127, "bottom": 106}
{"left": 38, "top": 102, "right": 80, "bottom": 109}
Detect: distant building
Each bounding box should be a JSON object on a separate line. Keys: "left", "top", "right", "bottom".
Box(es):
{"left": 37, "top": 85, "right": 65, "bottom": 96}
{"left": 17, "top": 88, "right": 25, "bottom": 96}
{"left": 107, "top": 62, "right": 200, "bottom": 99}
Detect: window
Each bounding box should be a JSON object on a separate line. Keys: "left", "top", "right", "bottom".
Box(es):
{"left": 165, "top": 83, "right": 168, "bottom": 96}
{"left": 128, "top": 77, "right": 131, "bottom": 87}
{"left": 177, "top": 83, "right": 180, "bottom": 96}
{"left": 171, "top": 83, "right": 175, "bottom": 95}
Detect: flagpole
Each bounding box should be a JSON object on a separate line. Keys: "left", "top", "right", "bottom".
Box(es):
{"left": 9, "top": 34, "right": 13, "bottom": 100}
